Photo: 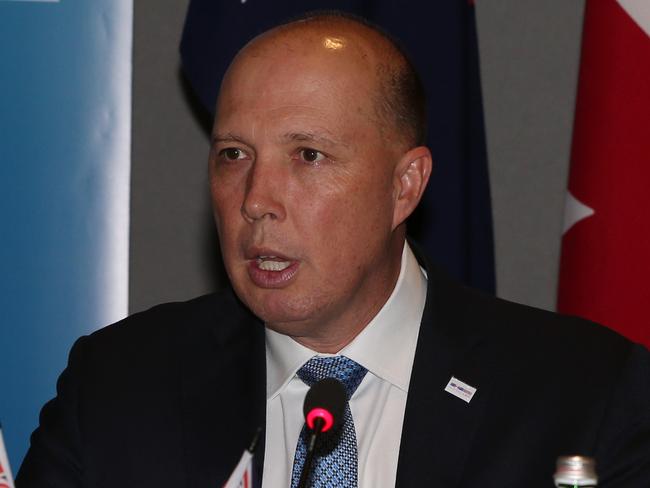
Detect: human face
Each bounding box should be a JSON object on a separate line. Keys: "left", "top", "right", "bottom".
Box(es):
{"left": 210, "top": 34, "right": 404, "bottom": 348}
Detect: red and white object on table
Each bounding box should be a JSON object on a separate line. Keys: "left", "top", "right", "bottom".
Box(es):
{"left": 223, "top": 450, "right": 253, "bottom": 488}
{"left": 558, "top": 0, "right": 650, "bottom": 349}
{"left": 0, "top": 426, "right": 15, "bottom": 488}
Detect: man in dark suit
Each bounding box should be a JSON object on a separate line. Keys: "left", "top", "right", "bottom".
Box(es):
{"left": 18, "top": 12, "right": 650, "bottom": 488}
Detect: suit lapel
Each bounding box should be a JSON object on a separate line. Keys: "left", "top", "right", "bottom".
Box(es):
{"left": 179, "top": 292, "right": 266, "bottom": 488}
{"left": 396, "top": 256, "right": 494, "bottom": 487}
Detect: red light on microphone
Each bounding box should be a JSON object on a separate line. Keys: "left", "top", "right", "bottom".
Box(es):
{"left": 306, "top": 407, "right": 335, "bottom": 432}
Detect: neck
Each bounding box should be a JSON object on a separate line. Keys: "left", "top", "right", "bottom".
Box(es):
{"left": 286, "top": 238, "right": 405, "bottom": 354}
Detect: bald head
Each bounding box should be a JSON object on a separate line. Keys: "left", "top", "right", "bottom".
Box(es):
{"left": 220, "top": 12, "right": 426, "bottom": 148}
{"left": 210, "top": 12, "right": 433, "bottom": 351}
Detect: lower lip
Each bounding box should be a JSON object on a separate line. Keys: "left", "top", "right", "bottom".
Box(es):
{"left": 247, "top": 260, "right": 300, "bottom": 288}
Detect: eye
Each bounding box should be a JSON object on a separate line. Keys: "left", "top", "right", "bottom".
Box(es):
{"left": 298, "top": 148, "right": 326, "bottom": 164}
{"left": 218, "top": 147, "right": 249, "bottom": 161}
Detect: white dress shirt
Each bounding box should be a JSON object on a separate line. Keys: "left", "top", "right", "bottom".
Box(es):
{"left": 262, "top": 243, "right": 428, "bottom": 488}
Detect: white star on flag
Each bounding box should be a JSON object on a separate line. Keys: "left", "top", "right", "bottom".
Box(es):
{"left": 563, "top": 191, "right": 595, "bottom": 234}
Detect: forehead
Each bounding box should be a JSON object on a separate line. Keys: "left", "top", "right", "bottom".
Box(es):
{"left": 215, "top": 30, "right": 381, "bottom": 133}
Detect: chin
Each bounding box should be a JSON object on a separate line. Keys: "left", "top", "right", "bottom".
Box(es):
{"left": 245, "top": 291, "right": 326, "bottom": 332}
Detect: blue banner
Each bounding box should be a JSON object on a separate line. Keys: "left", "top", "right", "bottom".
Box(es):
{"left": 0, "top": 0, "right": 132, "bottom": 467}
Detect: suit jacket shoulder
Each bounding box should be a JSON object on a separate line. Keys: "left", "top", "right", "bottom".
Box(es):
{"left": 17, "top": 290, "right": 267, "bottom": 488}
{"left": 396, "top": 264, "right": 650, "bottom": 487}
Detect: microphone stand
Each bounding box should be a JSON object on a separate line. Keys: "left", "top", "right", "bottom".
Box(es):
{"left": 297, "top": 417, "right": 325, "bottom": 488}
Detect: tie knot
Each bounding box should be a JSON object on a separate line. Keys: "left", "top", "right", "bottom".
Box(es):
{"left": 297, "top": 356, "right": 367, "bottom": 399}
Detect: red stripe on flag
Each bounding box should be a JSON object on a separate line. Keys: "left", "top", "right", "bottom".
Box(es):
{"left": 558, "top": 0, "right": 650, "bottom": 347}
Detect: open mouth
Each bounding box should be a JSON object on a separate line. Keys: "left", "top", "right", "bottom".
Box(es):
{"left": 257, "top": 256, "right": 292, "bottom": 271}
{"left": 246, "top": 251, "right": 300, "bottom": 288}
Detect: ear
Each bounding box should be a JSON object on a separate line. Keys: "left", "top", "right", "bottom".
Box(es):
{"left": 392, "top": 146, "right": 433, "bottom": 230}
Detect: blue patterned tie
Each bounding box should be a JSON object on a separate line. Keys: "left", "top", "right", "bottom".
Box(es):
{"left": 290, "top": 356, "right": 368, "bottom": 488}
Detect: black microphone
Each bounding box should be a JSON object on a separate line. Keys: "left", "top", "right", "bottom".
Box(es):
{"left": 297, "top": 378, "right": 347, "bottom": 488}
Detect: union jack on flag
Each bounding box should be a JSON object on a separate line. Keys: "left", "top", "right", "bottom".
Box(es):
{"left": 0, "top": 425, "right": 15, "bottom": 488}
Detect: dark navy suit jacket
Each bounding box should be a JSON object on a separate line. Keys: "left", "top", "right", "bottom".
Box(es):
{"left": 17, "top": 256, "right": 650, "bottom": 487}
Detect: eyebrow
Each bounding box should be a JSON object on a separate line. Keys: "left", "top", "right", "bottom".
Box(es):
{"left": 211, "top": 133, "right": 247, "bottom": 146}
{"left": 211, "top": 131, "right": 349, "bottom": 149}
{"left": 280, "top": 131, "right": 348, "bottom": 148}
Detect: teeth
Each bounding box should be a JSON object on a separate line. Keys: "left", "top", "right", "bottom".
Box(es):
{"left": 258, "top": 259, "right": 291, "bottom": 271}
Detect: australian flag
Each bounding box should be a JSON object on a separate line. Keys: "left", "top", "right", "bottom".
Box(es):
{"left": 180, "top": 0, "right": 495, "bottom": 293}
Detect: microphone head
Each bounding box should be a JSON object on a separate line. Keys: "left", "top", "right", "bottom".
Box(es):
{"left": 303, "top": 377, "right": 346, "bottom": 433}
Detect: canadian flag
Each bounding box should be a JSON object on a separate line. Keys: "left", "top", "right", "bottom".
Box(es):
{"left": 223, "top": 450, "right": 253, "bottom": 488}
{"left": 0, "top": 426, "right": 15, "bottom": 488}
{"left": 557, "top": 0, "right": 650, "bottom": 349}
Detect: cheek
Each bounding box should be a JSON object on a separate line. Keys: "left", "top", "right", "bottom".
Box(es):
{"left": 210, "top": 177, "right": 244, "bottom": 243}
{"left": 299, "top": 177, "right": 393, "bottom": 256}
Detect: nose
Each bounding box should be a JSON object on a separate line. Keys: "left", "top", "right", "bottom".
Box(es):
{"left": 241, "top": 158, "right": 287, "bottom": 223}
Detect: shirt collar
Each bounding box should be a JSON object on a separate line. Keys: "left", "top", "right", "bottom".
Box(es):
{"left": 265, "top": 243, "right": 428, "bottom": 400}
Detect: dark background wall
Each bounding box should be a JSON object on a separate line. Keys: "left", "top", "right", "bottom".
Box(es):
{"left": 130, "top": 0, "right": 585, "bottom": 314}
{"left": 131, "top": 0, "right": 220, "bottom": 311}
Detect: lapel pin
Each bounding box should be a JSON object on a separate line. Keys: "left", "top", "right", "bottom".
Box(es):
{"left": 445, "top": 376, "right": 477, "bottom": 403}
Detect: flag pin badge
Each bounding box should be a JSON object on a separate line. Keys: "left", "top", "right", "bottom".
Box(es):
{"left": 445, "top": 376, "right": 477, "bottom": 403}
